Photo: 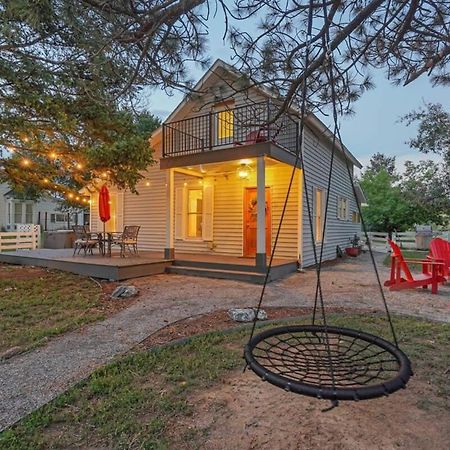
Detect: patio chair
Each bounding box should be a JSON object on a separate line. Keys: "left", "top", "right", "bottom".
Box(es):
{"left": 72, "top": 225, "right": 99, "bottom": 256}
{"left": 110, "top": 225, "right": 140, "bottom": 258}
{"left": 384, "top": 240, "right": 446, "bottom": 295}
{"left": 234, "top": 128, "right": 268, "bottom": 146}
{"left": 428, "top": 237, "right": 450, "bottom": 278}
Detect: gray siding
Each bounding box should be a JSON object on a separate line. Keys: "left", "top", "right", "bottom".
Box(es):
{"left": 301, "top": 128, "right": 361, "bottom": 267}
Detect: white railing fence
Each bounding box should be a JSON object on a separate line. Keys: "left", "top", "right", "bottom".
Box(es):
{"left": 365, "top": 230, "right": 449, "bottom": 252}
{"left": 0, "top": 224, "right": 41, "bottom": 252}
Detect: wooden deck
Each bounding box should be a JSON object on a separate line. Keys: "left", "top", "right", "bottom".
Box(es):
{"left": 0, "top": 249, "right": 298, "bottom": 282}
{"left": 0, "top": 249, "right": 173, "bottom": 281}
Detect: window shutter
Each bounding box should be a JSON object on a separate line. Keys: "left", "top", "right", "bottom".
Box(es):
{"left": 175, "top": 186, "right": 187, "bottom": 239}
{"left": 202, "top": 184, "right": 214, "bottom": 241}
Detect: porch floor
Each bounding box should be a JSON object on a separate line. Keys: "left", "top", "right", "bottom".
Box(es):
{"left": 0, "top": 249, "right": 297, "bottom": 282}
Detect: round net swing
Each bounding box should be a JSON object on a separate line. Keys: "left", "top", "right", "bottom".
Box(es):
{"left": 243, "top": 0, "right": 412, "bottom": 404}
{"left": 244, "top": 325, "right": 412, "bottom": 401}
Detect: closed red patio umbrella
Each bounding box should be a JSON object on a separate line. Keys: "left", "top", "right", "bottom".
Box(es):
{"left": 99, "top": 185, "right": 111, "bottom": 245}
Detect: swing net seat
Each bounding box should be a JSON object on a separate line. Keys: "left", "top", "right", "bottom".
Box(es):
{"left": 244, "top": 325, "right": 412, "bottom": 401}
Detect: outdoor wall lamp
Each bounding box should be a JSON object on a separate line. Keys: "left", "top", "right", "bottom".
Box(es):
{"left": 237, "top": 163, "right": 251, "bottom": 179}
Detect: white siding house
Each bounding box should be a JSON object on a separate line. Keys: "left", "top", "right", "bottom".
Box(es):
{"left": 0, "top": 184, "right": 86, "bottom": 231}
{"left": 89, "top": 60, "right": 362, "bottom": 271}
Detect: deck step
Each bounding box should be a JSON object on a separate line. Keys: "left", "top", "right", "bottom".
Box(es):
{"left": 173, "top": 259, "right": 263, "bottom": 273}
{"left": 166, "top": 265, "right": 269, "bottom": 284}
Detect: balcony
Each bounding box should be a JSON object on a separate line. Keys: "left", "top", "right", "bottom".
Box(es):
{"left": 162, "top": 101, "right": 299, "bottom": 159}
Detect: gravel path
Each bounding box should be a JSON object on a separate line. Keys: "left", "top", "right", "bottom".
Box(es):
{"left": 1, "top": 253, "right": 449, "bottom": 431}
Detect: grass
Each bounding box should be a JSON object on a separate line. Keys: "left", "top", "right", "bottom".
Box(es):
{"left": 0, "top": 266, "right": 104, "bottom": 355}
{"left": 383, "top": 249, "right": 429, "bottom": 270}
{"left": 1, "top": 314, "right": 449, "bottom": 450}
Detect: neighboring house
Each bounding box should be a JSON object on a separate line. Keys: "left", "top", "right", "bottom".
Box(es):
{"left": 0, "top": 184, "right": 87, "bottom": 231}
{"left": 89, "top": 60, "right": 364, "bottom": 271}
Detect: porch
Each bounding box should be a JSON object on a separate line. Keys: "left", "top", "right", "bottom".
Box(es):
{"left": 0, "top": 249, "right": 297, "bottom": 283}
{"left": 163, "top": 157, "right": 302, "bottom": 272}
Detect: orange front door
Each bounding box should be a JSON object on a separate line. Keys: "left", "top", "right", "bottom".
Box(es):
{"left": 243, "top": 187, "right": 271, "bottom": 257}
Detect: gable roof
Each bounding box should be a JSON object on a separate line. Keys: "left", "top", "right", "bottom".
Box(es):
{"left": 152, "top": 59, "right": 362, "bottom": 169}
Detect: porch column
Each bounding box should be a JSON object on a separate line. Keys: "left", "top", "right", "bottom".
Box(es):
{"left": 165, "top": 169, "right": 175, "bottom": 259}
{"left": 256, "top": 156, "right": 266, "bottom": 270}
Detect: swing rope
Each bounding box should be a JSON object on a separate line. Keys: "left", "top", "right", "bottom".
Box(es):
{"left": 244, "top": 0, "right": 411, "bottom": 402}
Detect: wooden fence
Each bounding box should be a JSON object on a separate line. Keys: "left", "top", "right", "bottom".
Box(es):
{"left": 0, "top": 225, "right": 40, "bottom": 252}
{"left": 365, "top": 231, "right": 450, "bottom": 252}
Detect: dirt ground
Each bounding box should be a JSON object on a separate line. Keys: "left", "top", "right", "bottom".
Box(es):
{"left": 177, "top": 371, "right": 449, "bottom": 450}
{"left": 149, "top": 310, "right": 449, "bottom": 450}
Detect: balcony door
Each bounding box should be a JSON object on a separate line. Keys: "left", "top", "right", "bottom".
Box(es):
{"left": 214, "top": 100, "right": 235, "bottom": 146}
{"left": 243, "top": 187, "right": 271, "bottom": 257}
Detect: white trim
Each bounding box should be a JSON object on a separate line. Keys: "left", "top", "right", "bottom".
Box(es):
{"left": 166, "top": 169, "right": 175, "bottom": 246}
{"left": 256, "top": 156, "right": 266, "bottom": 254}
{"left": 202, "top": 184, "right": 214, "bottom": 241}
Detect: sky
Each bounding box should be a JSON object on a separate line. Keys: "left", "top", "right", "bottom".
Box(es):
{"left": 143, "top": 12, "right": 449, "bottom": 173}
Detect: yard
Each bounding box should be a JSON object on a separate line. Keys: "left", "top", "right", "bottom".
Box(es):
{"left": 0, "top": 265, "right": 130, "bottom": 358}
{"left": 0, "top": 252, "right": 449, "bottom": 448}
{"left": 0, "top": 313, "right": 449, "bottom": 449}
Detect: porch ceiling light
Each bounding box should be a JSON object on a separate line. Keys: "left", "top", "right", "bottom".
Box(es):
{"left": 237, "top": 163, "right": 251, "bottom": 180}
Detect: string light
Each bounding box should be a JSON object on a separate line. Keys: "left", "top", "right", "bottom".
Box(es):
{"left": 43, "top": 178, "right": 49, "bottom": 183}
{"left": 68, "top": 193, "right": 74, "bottom": 199}
{"left": 76, "top": 163, "right": 83, "bottom": 170}
{"left": 75, "top": 196, "right": 80, "bottom": 201}
{"left": 145, "top": 181, "right": 150, "bottom": 186}
{"left": 49, "top": 152, "right": 57, "bottom": 160}
{"left": 21, "top": 158, "right": 30, "bottom": 167}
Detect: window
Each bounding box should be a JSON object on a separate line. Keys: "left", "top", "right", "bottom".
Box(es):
{"left": 25, "top": 204, "right": 33, "bottom": 223}
{"left": 217, "top": 109, "right": 234, "bottom": 139}
{"left": 352, "top": 211, "right": 361, "bottom": 223}
{"left": 50, "top": 213, "right": 66, "bottom": 223}
{"left": 187, "top": 189, "right": 203, "bottom": 238}
{"left": 337, "top": 197, "right": 349, "bottom": 220}
{"left": 315, "top": 188, "right": 325, "bottom": 242}
{"left": 14, "top": 203, "right": 22, "bottom": 224}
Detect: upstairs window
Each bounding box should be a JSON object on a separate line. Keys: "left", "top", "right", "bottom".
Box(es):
{"left": 337, "top": 197, "right": 349, "bottom": 220}
{"left": 352, "top": 211, "right": 361, "bottom": 223}
{"left": 218, "top": 109, "right": 234, "bottom": 139}
{"left": 215, "top": 100, "right": 235, "bottom": 141}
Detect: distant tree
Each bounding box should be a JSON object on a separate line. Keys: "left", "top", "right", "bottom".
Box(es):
{"left": 366, "top": 153, "right": 397, "bottom": 177}
{"left": 359, "top": 169, "right": 411, "bottom": 235}
{"left": 400, "top": 160, "right": 450, "bottom": 226}
{"left": 401, "top": 103, "right": 450, "bottom": 167}
{"left": 360, "top": 154, "right": 450, "bottom": 233}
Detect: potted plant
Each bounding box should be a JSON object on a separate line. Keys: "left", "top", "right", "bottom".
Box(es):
{"left": 345, "top": 234, "right": 362, "bottom": 257}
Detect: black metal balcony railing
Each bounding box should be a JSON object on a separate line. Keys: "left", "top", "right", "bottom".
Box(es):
{"left": 162, "top": 100, "right": 299, "bottom": 157}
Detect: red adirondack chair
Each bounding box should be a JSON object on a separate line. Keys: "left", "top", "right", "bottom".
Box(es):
{"left": 429, "top": 237, "right": 450, "bottom": 278}
{"left": 384, "top": 240, "right": 446, "bottom": 295}
{"left": 234, "top": 128, "right": 268, "bottom": 146}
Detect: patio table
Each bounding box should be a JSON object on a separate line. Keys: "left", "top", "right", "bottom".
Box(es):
{"left": 98, "top": 232, "right": 123, "bottom": 257}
